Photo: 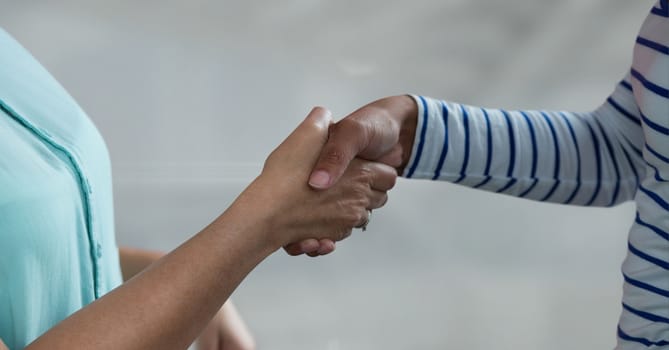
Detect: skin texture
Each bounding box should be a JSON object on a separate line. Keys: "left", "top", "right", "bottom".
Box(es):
{"left": 119, "top": 247, "right": 255, "bottom": 350}
{"left": 285, "top": 95, "right": 418, "bottom": 256}
{"left": 15, "top": 107, "right": 396, "bottom": 350}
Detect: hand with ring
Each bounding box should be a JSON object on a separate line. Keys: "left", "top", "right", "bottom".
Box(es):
{"left": 284, "top": 96, "right": 417, "bottom": 256}
{"left": 355, "top": 209, "right": 372, "bottom": 232}
{"left": 241, "top": 107, "right": 396, "bottom": 257}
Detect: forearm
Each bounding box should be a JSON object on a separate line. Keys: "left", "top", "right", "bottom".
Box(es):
{"left": 404, "top": 78, "right": 646, "bottom": 206}
{"left": 27, "top": 195, "right": 276, "bottom": 350}
{"left": 24, "top": 107, "right": 378, "bottom": 350}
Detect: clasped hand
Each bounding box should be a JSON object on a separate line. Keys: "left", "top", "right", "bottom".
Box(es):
{"left": 236, "top": 106, "right": 400, "bottom": 257}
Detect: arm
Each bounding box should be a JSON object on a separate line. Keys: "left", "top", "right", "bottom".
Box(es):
{"left": 310, "top": 74, "right": 646, "bottom": 207}
{"left": 404, "top": 76, "right": 645, "bottom": 206}
{"left": 119, "top": 247, "right": 255, "bottom": 350}
{"left": 25, "top": 107, "right": 396, "bottom": 350}
{"left": 295, "top": 77, "right": 645, "bottom": 256}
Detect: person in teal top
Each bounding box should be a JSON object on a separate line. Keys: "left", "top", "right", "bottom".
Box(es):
{"left": 0, "top": 27, "right": 124, "bottom": 347}
{"left": 0, "top": 28, "right": 243, "bottom": 350}
{"left": 0, "top": 29, "right": 395, "bottom": 349}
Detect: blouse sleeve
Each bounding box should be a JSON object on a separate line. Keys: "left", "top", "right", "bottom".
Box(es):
{"left": 402, "top": 73, "right": 646, "bottom": 207}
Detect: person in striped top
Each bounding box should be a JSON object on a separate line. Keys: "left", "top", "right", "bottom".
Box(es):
{"left": 302, "top": 0, "right": 669, "bottom": 347}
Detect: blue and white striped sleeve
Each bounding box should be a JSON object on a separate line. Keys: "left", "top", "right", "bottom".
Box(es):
{"left": 402, "top": 75, "right": 646, "bottom": 207}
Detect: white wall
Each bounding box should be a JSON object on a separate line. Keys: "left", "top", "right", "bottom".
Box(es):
{"left": 1, "top": 0, "right": 653, "bottom": 348}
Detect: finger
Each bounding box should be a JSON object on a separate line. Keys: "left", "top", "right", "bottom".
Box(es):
{"left": 309, "top": 119, "right": 370, "bottom": 190}
{"left": 298, "top": 239, "right": 320, "bottom": 254}
{"left": 344, "top": 158, "right": 397, "bottom": 192}
{"left": 368, "top": 190, "right": 389, "bottom": 210}
{"left": 375, "top": 144, "right": 404, "bottom": 170}
{"left": 283, "top": 238, "right": 320, "bottom": 256}
{"left": 365, "top": 161, "right": 398, "bottom": 191}
{"left": 283, "top": 242, "right": 305, "bottom": 256}
{"left": 353, "top": 209, "right": 371, "bottom": 231}
{"left": 317, "top": 239, "right": 336, "bottom": 255}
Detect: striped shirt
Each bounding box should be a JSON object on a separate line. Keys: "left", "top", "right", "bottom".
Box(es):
{"left": 403, "top": 1, "right": 669, "bottom": 347}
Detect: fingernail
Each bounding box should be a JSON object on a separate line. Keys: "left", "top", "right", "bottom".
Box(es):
{"left": 309, "top": 170, "right": 331, "bottom": 189}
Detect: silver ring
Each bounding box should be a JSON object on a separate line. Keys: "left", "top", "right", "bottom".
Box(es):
{"left": 360, "top": 209, "right": 372, "bottom": 231}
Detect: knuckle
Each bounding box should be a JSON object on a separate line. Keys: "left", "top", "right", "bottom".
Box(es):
{"left": 339, "top": 117, "right": 366, "bottom": 135}
{"left": 338, "top": 118, "right": 371, "bottom": 150}
{"left": 352, "top": 187, "right": 372, "bottom": 204}
{"left": 351, "top": 119, "right": 369, "bottom": 140}
{"left": 350, "top": 163, "right": 374, "bottom": 184}
{"left": 322, "top": 148, "right": 347, "bottom": 167}
{"left": 343, "top": 209, "right": 364, "bottom": 228}
{"left": 360, "top": 165, "right": 375, "bottom": 179}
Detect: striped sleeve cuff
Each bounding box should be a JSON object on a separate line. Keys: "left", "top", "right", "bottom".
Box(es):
{"left": 403, "top": 95, "right": 448, "bottom": 179}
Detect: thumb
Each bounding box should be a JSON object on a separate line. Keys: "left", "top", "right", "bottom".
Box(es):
{"left": 297, "top": 106, "right": 333, "bottom": 136}
{"left": 286, "top": 106, "right": 333, "bottom": 147}
{"left": 308, "top": 119, "right": 370, "bottom": 190}
{"left": 265, "top": 107, "right": 333, "bottom": 173}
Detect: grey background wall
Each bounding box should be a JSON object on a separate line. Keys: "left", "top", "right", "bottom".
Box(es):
{"left": 1, "top": 1, "right": 653, "bottom": 349}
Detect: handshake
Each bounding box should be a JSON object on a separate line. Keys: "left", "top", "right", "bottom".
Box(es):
{"left": 233, "top": 96, "right": 418, "bottom": 257}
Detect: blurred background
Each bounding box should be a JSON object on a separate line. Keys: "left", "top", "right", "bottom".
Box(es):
{"left": 0, "top": 0, "right": 655, "bottom": 349}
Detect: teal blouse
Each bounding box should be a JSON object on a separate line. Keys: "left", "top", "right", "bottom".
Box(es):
{"left": 0, "top": 29, "right": 123, "bottom": 349}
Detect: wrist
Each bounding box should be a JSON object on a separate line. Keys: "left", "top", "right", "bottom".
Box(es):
{"left": 220, "top": 177, "right": 286, "bottom": 255}
{"left": 391, "top": 95, "right": 418, "bottom": 173}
